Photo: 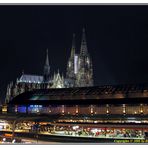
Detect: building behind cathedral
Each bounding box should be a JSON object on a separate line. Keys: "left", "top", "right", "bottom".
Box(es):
{"left": 5, "top": 28, "right": 94, "bottom": 103}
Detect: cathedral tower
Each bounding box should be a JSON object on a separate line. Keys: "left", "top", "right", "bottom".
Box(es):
{"left": 76, "top": 28, "right": 94, "bottom": 87}
{"left": 43, "top": 49, "right": 50, "bottom": 82}
{"left": 66, "top": 34, "right": 77, "bottom": 87}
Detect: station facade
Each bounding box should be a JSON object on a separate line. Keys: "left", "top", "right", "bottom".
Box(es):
{"left": 7, "top": 84, "right": 148, "bottom": 119}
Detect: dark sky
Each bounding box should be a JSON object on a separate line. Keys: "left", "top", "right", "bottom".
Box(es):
{"left": 1, "top": 5, "right": 148, "bottom": 101}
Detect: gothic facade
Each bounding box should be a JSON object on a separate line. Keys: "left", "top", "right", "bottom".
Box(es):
{"left": 5, "top": 28, "right": 93, "bottom": 103}
{"left": 66, "top": 28, "right": 93, "bottom": 87}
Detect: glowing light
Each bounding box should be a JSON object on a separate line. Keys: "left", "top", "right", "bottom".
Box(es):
{"left": 123, "top": 104, "right": 126, "bottom": 114}
{"left": 123, "top": 110, "right": 126, "bottom": 114}
{"left": 62, "top": 105, "right": 64, "bottom": 114}
{"left": 90, "top": 105, "right": 94, "bottom": 114}
{"left": 140, "top": 104, "right": 143, "bottom": 114}
{"left": 18, "top": 106, "right": 26, "bottom": 113}
{"left": 76, "top": 105, "right": 78, "bottom": 114}
{"left": 74, "top": 55, "right": 78, "bottom": 74}
{"left": 134, "top": 121, "right": 141, "bottom": 123}
{"left": 12, "top": 139, "right": 16, "bottom": 143}
{"left": 15, "top": 105, "right": 18, "bottom": 113}
{"left": 2, "top": 105, "right": 7, "bottom": 112}
{"left": 106, "top": 104, "right": 109, "bottom": 114}
{"left": 87, "top": 59, "right": 89, "bottom": 64}
{"left": 72, "top": 126, "right": 79, "bottom": 130}
{"left": 91, "top": 128, "right": 99, "bottom": 133}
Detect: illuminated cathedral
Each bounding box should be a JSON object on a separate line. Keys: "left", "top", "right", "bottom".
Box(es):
{"left": 5, "top": 28, "right": 94, "bottom": 103}
{"left": 66, "top": 28, "right": 93, "bottom": 87}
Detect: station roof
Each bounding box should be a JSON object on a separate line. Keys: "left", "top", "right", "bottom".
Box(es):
{"left": 10, "top": 83, "right": 148, "bottom": 105}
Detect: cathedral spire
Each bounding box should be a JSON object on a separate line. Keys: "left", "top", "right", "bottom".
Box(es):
{"left": 75, "top": 28, "right": 94, "bottom": 87}
{"left": 80, "top": 28, "right": 88, "bottom": 56}
{"left": 45, "top": 49, "right": 49, "bottom": 66}
{"left": 66, "top": 33, "right": 76, "bottom": 84}
{"left": 43, "top": 49, "right": 50, "bottom": 82}
{"left": 70, "top": 33, "right": 76, "bottom": 58}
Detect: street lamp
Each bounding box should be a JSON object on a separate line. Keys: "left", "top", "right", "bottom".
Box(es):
{"left": 35, "top": 122, "right": 39, "bottom": 144}
{"left": 12, "top": 120, "right": 16, "bottom": 142}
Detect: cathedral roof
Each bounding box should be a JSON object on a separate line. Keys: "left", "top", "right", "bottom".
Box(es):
{"left": 19, "top": 74, "right": 43, "bottom": 83}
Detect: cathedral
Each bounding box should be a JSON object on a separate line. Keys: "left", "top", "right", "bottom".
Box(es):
{"left": 5, "top": 28, "right": 94, "bottom": 103}
{"left": 66, "top": 28, "right": 93, "bottom": 87}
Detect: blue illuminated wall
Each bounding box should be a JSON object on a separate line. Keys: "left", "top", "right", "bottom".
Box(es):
{"left": 28, "top": 105, "right": 43, "bottom": 113}
{"left": 18, "top": 106, "right": 26, "bottom": 113}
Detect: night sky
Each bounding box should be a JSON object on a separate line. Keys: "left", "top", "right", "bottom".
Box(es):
{"left": 1, "top": 5, "right": 148, "bottom": 101}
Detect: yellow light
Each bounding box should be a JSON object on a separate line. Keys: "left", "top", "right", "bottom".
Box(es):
{"left": 123, "top": 110, "right": 126, "bottom": 113}
{"left": 76, "top": 105, "right": 78, "bottom": 114}
{"left": 2, "top": 105, "right": 7, "bottom": 112}
{"left": 140, "top": 104, "right": 143, "bottom": 114}
{"left": 62, "top": 105, "right": 64, "bottom": 114}
{"left": 106, "top": 104, "right": 109, "bottom": 114}
{"left": 90, "top": 105, "right": 94, "bottom": 114}
{"left": 123, "top": 104, "right": 126, "bottom": 114}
